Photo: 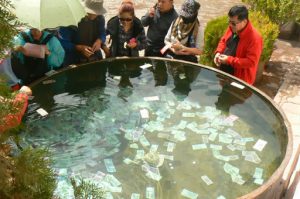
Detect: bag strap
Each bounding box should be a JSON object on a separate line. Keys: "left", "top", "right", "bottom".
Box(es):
{"left": 21, "top": 32, "right": 31, "bottom": 43}
{"left": 41, "top": 32, "right": 53, "bottom": 45}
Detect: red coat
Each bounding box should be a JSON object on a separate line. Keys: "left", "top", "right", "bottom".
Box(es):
{"left": 0, "top": 93, "right": 28, "bottom": 133}
{"left": 215, "top": 21, "right": 263, "bottom": 85}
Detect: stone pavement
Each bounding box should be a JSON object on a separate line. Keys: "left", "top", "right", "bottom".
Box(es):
{"left": 102, "top": 0, "right": 300, "bottom": 198}
{"left": 271, "top": 40, "right": 300, "bottom": 199}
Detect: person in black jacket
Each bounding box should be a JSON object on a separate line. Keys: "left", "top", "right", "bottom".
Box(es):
{"left": 106, "top": 2, "right": 146, "bottom": 57}
{"left": 75, "top": 0, "right": 107, "bottom": 63}
{"left": 141, "top": 0, "right": 178, "bottom": 57}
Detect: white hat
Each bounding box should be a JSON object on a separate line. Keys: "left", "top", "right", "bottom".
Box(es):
{"left": 82, "top": 0, "right": 107, "bottom": 15}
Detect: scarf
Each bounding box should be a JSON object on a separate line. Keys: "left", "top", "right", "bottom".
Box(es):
{"left": 170, "top": 16, "right": 199, "bottom": 43}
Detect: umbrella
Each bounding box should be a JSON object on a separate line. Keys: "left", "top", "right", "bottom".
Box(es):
{"left": 12, "top": 0, "right": 86, "bottom": 30}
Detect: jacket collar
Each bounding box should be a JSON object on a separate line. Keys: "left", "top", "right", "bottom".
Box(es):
{"left": 236, "top": 20, "right": 253, "bottom": 38}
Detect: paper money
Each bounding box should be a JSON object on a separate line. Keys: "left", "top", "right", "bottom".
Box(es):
{"left": 135, "top": 150, "right": 145, "bottom": 160}
{"left": 198, "top": 123, "right": 210, "bottom": 129}
{"left": 144, "top": 96, "right": 160, "bottom": 101}
{"left": 202, "top": 135, "right": 209, "bottom": 144}
{"left": 45, "top": 69, "right": 57, "bottom": 76}
{"left": 123, "top": 158, "right": 133, "bottom": 165}
{"left": 140, "top": 109, "right": 149, "bottom": 119}
{"left": 150, "top": 144, "right": 159, "bottom": 152}
{"left": 209, "top": 132, "right": 218, "bottom": 142}
{"left": 104, "top": 159, "right": 116, "bottom": 173}
{"left": 210, "top": 144, "right": 222, "bottom": 150}
{"left": 140, "top": 135, "right": 151, "bottom": 147}
{"left": 253, "top": 167, "right": 263, "bottom": 179}
{"left": 181, "top": 189, "right": 198, "bottom": 199}
{"left": 146, "top": 187, "right": 155, "bottom": 199}
{"left": 167, "top": 100, "right": 176, "bottom": 107}
{"left": 253, "top": 139, "right": 267, "bottom": 152}
{"left": 244, "top": 152, "right": 261, "bottom": 164}
{"left": 86, "top": 160, "right": 98, "bottom": 167}
{"left": 108, "top": 186, "right": 122, "bottom": 193}
{"left": 177, "top": 120, "right": 188, "bottom": 129}
{"left": 231, "top": 82, "right": 245, "bottom": 89}
{"left": 140, "top": 63, "right": 152, "bottom": 69}
{"left": 182, "top": 112, "right": 196, "bottom": 118}
{"left": 130, "top": 143, "right": 139, "bottom": 149}
{"left": 219, "top": 134, "right": 233, "bottom": 144}
{"left": 192, "top": 144, "right": 207, "bottom": 150}
{"left": 234, "top": 138, "right": 247, "bottom": 146}
{"left": 42, "top": 79, "right": 56, "bottom": 84}
{"left": 105, "top": 174, "right": 121, "bottom": 187}
{"left": 162, "top": 154, "right": 174, "bottom": 161}
{"left": 227, "top": 144, "right": 236, "bottom": 151}
{"left": 36, "top": 108, "right": 48, "bottom": 116}
{"left": 179, "top": 73, "right": 186, "bottom": 79}
{"left": 131, "top": 193, "right": 140, "bottom": 199}
{"left": 201, "top": 175, "right": 213, "bottom": 185}
{"left": 254, "top": 178, "right": 264, "bottom": 185}
{"left": 225, "top": 129, "right": 241, "bottom": 138}
{"left": 167, "top": 142, "right": 176, "bottom": 152}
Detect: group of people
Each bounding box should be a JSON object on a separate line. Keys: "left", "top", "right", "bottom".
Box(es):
{"left": 0, "top": 0, "right": 262, "bottom": 88}
{"left": 0, "top": 0, "right": 264, "bottom": 133}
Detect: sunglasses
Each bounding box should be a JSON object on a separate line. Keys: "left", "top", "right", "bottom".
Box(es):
{"left": 119, "top": 17, "right": 133, "bottom": 22}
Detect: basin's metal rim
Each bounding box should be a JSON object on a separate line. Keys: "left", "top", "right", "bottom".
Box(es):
{"left": 29, "top": 56, "right": 293, "bottom": 198}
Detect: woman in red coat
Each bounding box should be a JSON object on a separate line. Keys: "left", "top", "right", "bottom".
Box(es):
{"left": 0, "top": 86, "right": 32, "bottom": 133}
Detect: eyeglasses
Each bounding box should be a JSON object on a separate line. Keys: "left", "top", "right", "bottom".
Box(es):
{"left": 228, "top": 20, "right": 242, "bottom": 26}
{"left": 119, "top": 17, "right": 133, "bottom": 22}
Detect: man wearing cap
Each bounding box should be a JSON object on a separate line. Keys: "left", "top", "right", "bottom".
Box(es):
{"left": 76, "top": 0, "right": 108, "bottom": 63}
{"left": 141, "top": 0, "right": 178, "bottom": 57}
{"left": 214, "top": 5, "right": 263, "bottom": 85}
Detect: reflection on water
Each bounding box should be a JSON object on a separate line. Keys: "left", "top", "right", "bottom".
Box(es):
{"left": 22, "top": 58, "right": 286, "bottom": 199}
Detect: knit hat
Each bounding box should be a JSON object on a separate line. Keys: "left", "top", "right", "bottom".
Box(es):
{"left": 82, "top": 0, "right": 107, "bottom": 15}
{"left": 179, "top": 0, "right": 200, "bottom": 18}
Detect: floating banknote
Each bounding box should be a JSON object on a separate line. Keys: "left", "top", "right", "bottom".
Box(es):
{"left": 182, "top": 112, "right": 196, "bottom": 118}
{"left": 167, "top": 142, "right": 176, "bottom": 152}
{"left": 146, "top": 187, "right": 155, "bottom": 199}
{"left": 192, "top": 144, "right": 207, "bottom": 150}
{"left": 131, "top": 193, "right": 140, "bottom": 199}
{"left": 219, "top": 134, "right": 233, "bottom": 144}
{"left": 253, "top": 139, "right": 268, "bottom": 152}
{"left": 150, "top": 144, "right": 159, "bottom": 152}
{"left": 209, "top": 132, "right": 218, "bottom": 142}
{"left": 104, "top": 159, "right": 116, "bottom": 173}
{"left": 181, "top": 189, "right": 198, "bottom": 199}
{"left": 253, "top": 167, "right": 263, "bottom": 179}
{"left": 201, "top": 175, "right": 213, "bottom": 185}
{"left": 254, "top": 178, "right": 264, "bottom": 185}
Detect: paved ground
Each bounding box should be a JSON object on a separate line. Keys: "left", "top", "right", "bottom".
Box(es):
{"left": 103, "top": 1, "right": 300, "bottom": 198}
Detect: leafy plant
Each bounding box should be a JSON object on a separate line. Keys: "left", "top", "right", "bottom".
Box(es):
{"left": 0, "top": 0, "right": 23, "bottom": 59}
{"left": 242, "top": 0, "right": 300, "bottom": 25}
{"left": 200, "top": 16, "right": 228, "bottom": 67}
{"left": 71, "top": 177, "right": 105, "bottom": 199}
{"left": 200, "top": 11, "right": 279, "bottom": 67}
{"left": 1, "top": 61, "right": 56, "bottom": 199}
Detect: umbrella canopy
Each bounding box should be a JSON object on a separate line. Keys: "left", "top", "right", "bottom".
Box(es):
{"left": 12, "top": 0, "right": 86, "bottom": 30}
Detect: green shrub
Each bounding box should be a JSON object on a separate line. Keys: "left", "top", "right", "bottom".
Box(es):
{"left": 200, "top": 16, "right": 228, "bottom": 67}
{"left": 71, "top": 177, "right": 105, "bottom": 199}
{"left": 242, "top": 0, "right": 300, "bottom": 25}
{"left": 0, "top": 0, "right": 23, "bottom": 59}
{"left": 200, "top": 11, "right": 279, "bottom": 67}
